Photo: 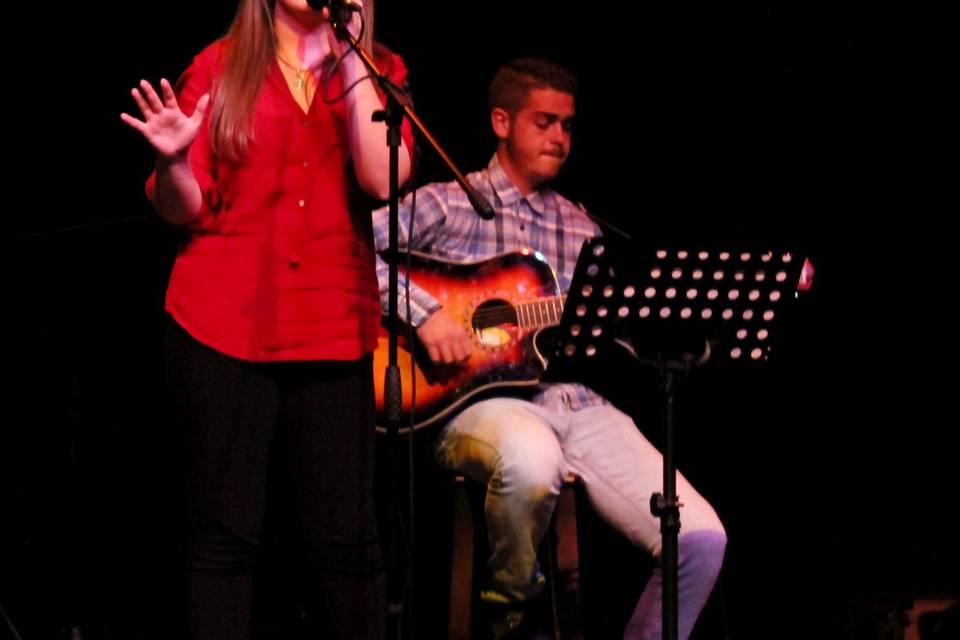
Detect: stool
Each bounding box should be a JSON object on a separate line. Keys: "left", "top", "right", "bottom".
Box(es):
{"left": 448, "top": 474, "right": 582, "bottom": 640}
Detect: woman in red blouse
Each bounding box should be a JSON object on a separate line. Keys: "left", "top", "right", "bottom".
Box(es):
{"left": 121, "top": 1, "right": 412, "bottom": 637}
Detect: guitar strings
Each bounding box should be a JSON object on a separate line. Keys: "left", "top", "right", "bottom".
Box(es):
{"left": 471, "top": 300, "right": 564, "bottom": 327}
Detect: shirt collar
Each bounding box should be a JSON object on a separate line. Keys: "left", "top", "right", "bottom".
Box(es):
{"left": 487, "top": 154, "right": 549, "bottom": 216}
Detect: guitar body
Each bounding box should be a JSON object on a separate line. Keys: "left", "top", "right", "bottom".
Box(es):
{"left": 373, "top": 250, "right": 561, "bottom": 432}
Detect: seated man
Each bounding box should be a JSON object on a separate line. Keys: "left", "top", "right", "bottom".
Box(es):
{"left": 373, "top": 58, "right": 726, "bottom": 639}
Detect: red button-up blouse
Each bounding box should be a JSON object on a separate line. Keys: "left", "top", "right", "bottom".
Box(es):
{"left": 148, "top": 40, "right": 413, "bottom": 362}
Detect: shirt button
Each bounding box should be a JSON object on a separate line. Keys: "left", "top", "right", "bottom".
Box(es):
{"left": 302, "top": 160, "right": 309, "bottom": 168}
{"left": 298, "top": 199, "right": 306, "bottom": 207}
{"left": 289, "top": 257, "right": 301, "bottom": 269}
{"left": 302, "top": 120, "right": 310, "bottom": 127}
{"left": 520, "top": 224, "right": 526, "bottom": 231}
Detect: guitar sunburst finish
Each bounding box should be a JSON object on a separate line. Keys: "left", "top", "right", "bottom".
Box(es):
{"left": 373, "top": 250, "right": 564, "bottom": 432}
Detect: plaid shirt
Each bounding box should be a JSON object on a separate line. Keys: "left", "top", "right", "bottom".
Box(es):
{"left": 372, "top": 154, "right": 606, "bottom": 409}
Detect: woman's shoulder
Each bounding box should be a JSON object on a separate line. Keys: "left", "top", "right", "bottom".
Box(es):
{"left": 175, "top": 38, "right": 230, "bottom": 93}
{"left": 190, "top": 39, "right": 229, "bottom": 74}
{"left": 373, "top": 42, "right": 409, "bottom": 83}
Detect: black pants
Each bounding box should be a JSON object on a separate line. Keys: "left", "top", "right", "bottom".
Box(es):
{"left": 164, "top": 319, "right": 384, "bottom": 640}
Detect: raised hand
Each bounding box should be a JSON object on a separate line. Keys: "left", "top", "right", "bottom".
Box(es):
{"left": 121, "top": 78, "right": 209, "bottom": 161}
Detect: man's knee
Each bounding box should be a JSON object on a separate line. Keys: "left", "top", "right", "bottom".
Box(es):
{"left": 493, "top": 432, "right": 565, "bottom": 500}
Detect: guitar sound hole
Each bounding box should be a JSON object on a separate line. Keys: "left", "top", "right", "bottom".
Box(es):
{"left": 471, "top": 299, "right": 517, "bottom": 347}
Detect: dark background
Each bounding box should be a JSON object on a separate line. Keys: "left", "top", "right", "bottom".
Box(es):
{"left": 5, "top": 2, "right": 954, "bottom": 638}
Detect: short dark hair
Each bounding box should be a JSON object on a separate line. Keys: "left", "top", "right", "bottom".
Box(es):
{"left": 488, "top": 58, "right": 578, "bottom": 116}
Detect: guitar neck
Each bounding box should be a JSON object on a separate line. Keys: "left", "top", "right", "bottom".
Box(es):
{"left": 515, "top": 294, "right": 566, "bottom": 330}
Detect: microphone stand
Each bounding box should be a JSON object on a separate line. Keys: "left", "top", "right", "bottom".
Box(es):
{"left": 329, "top": 16, "right": 495, "bottom": 640}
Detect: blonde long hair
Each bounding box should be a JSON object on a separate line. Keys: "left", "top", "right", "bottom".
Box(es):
{"left": 209, "top": 0, "right": 375, "bottom": 159}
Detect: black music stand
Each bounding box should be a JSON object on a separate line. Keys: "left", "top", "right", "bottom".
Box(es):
{"left": 543, "top": 238, "right": 807, "bottom": 640}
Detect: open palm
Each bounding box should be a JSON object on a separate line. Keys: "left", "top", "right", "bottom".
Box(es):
{"left": 121, "top": 78, "right": 209, "bottom": 160}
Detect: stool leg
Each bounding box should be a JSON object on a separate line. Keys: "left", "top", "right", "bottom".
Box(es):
{"left": 546, "top": 519, "right": 562, "bottom": 640}
{"left": 449, "top": 482, "right": 474, "bottom": 640}
{"left": 534, "top": 481, "right": 583, "bottom": 639}
{"left": 553, "top": 480, "right": 583, "bottom": 639}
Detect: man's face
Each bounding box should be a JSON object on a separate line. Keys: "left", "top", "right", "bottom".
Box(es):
{"left": 494, "top": 87, "right": 575, "bottom": 192}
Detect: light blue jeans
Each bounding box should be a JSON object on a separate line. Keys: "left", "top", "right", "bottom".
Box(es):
{"left": 435, "top": 387, "right": 726, "bottom": 638}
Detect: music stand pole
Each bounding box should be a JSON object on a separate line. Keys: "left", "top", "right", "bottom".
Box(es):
{"left": 650, "top": 360, "right": 685, "bottom": 640}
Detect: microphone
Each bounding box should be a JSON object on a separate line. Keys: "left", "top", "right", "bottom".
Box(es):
{"left": 463, "top": 181, "right": 496, "bottom": 220}
{"left": 306, "top": 0, "right": 361, "bottom": 25}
